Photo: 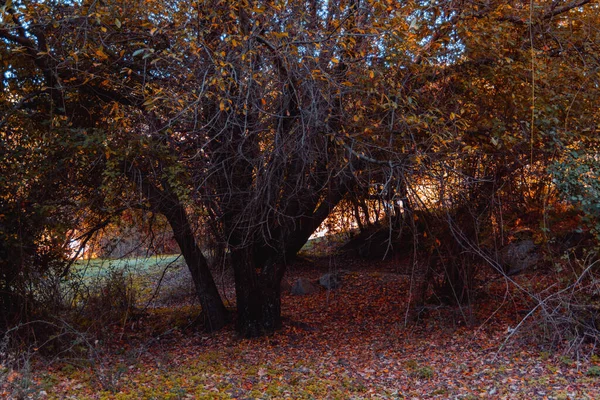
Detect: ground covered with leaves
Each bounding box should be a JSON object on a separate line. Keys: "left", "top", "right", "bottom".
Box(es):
{"left": 4, "top": 257, "right": 600, "bottom": 399}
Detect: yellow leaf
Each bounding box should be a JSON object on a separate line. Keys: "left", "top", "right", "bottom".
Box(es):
{"left": 369, "top": 71, "right": 374, "bottom": 79}
{"left": 219, "top": 101, "right": 225, "bottom": 111}
{"left": 331, "top": 57, "right": 339, "bottom": 64}
{"left": 95, "top": 48, "right": 108, "bottom": 60}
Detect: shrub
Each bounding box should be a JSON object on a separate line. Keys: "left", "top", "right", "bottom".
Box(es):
{"left": 586, "top": 366, "right": 600, "bottom": 377}
{"left": 75, "top": 269, "right": 137, "bottom": 335}
{"left": 550, "top": 151, "right": 600, "bottom": 245}
{"left": 532, "top": 253, "right": 600, "bottom": 352}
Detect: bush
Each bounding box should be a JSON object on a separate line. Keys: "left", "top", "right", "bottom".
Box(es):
{"left": 0, "top": 198, "right": 70, "bottom": 332}
{"left": 550, "top": 150, "right": 600, "bottom": 245}
{"left": 75, "top": 269, "right": 137, "bottom": 335}
{"left": 534, "top": 253, "right": 600, "bottom": 351}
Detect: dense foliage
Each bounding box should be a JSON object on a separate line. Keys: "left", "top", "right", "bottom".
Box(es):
{"left": 1, "top": 0, "right": 599, "bottom": 337}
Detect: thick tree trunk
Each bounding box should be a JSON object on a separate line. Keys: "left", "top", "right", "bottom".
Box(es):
{"left": 124, "top": 163, "right": 229, "bottom": 331}
{"left": 236, "top": 283, "right": 282, "bottom": 338}
{"left": 231, "top": 248, "right": 283, "bottom": 338}
{"left": 162, "top": 203, "right": 229, "bottom": 331}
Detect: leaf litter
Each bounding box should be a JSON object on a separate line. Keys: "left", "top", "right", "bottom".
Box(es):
{"left": 14, "top": 257, "right": 600, "bottom": 399}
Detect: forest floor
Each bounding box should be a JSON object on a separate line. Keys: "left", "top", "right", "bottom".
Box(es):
{"left": 4, "top": 255, "right": 600, "bottom": 399}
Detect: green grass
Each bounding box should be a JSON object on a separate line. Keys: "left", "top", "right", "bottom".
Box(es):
{"left": 73, "top": 254, "right": 184, "bottom": 279}
{"left": 69, "top": 254, "right": 189, "bottom": 306}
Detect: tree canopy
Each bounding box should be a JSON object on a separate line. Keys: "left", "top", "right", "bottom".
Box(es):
{"left": 1, "top": 0, "right": 599, "bottom": 336}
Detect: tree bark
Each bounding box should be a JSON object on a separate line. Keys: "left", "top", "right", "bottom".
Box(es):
{"left": 162, "top": 202, "right": 229, "bottom": 331}
{"left": 231, "top": 248, "right": 283, "bottom": 338}
{"left": 124, "top": 163, "right": 229, "bottom": 331}
{"left": 227, "top": 180, "right": 348, "bottom": 338}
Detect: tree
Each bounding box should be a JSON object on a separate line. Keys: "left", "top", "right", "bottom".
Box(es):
{"left": 0, "top": 103, "right": 104, "bottom": 329}
{"left": 1, "top": 0, "right": 357, "bottom": 335}
{"left": 2, "top": 0, "right": 598, "bottom": 336}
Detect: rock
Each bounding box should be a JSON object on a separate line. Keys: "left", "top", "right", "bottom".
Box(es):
{"left": 319, "top": 272, "right": 342, "bottom": 289}
{"left": 290, "top": 278, "right": 320, "bottom": 295}
{"left": 500, "top": 239, "right": 540, "bottom": 275}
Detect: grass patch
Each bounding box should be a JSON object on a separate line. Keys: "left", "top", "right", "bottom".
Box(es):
{"left": 73, "top": 254, "right": 183, "bottom": 279}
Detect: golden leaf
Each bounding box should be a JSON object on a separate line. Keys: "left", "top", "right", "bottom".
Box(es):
{"left": 95, "top": 48, "right": 109, "bottom": 60}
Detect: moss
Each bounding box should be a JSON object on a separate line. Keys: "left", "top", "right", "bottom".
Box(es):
{"left": 554, "top": 391, "right": 569, "bottom": 400}
{"left": 404, "top": 359, "right": 434, "bottom": 379}
{"left": 539, "top": 351, "right": 551, "bottom": 360}
{"left": 289, "top": 374, "right": 302, "bottom": 386}
{"left": 559, "top": 356, "right": 573, "bottom": 366}
{"left": 340, "top": 377, "right": 366, "bottom": 392}
{"left": 60, "top": 363, "right": 77, "bottom": 376}
{"left": 414, "top": 366, "right": 434, "bottom": 379}
{"left": 40, "top": 373, "right": 60, "bottom": 390}
{"left": 586, "top": 365, "right": 600, "bottom": 377}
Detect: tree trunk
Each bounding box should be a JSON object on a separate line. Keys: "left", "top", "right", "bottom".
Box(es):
{"left": 162, "top": 203, "right": 230, "bottom": 332}
{"left": 123, "top": 163, "right": 229, "bottom": 331}
{"left": 231, "top": 248, "right": 283, "bottom": 338}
